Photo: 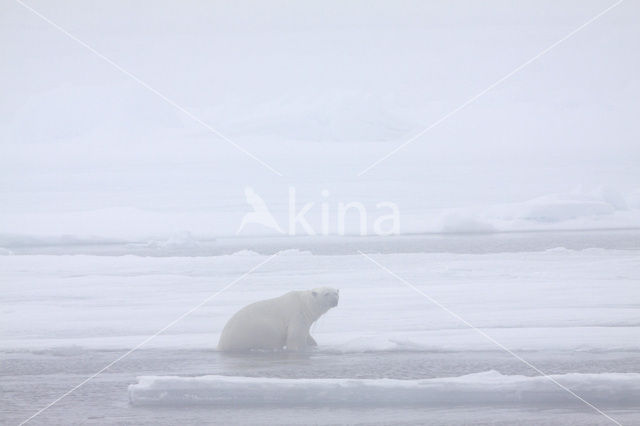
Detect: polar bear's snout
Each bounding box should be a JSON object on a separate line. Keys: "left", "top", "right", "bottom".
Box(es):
{"left": 328, "top": 290, "right": 339, "bottom": 307}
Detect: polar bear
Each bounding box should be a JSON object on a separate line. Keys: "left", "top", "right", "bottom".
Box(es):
{"left": 217, "top": 287, "right": 339, "bottom": 352}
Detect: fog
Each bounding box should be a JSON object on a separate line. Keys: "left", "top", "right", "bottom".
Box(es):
{"left": 2, "top": 0, "right": 640, "bottom": 240}
{"left": 2, "top": 1, "right": 639, "bottom": 425}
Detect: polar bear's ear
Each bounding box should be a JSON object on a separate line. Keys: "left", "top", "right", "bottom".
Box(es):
{"left": 312, "top": 291, "right": 318, "bottom": 297}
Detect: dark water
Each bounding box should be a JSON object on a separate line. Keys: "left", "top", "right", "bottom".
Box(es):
{"left": 2, "top": 349, "right": 639, "bottom": 425}
{"left": 3, "top": 228, "right": 640, "bottom": 256}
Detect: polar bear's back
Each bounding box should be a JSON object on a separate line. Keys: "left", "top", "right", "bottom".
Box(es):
{"left": 217, "top": 291, "right": 303, "bottom": 351}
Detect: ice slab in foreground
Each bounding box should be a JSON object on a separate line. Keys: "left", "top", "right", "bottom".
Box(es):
{"left": 129, "top": 371, "right": 640, "bottom": 407}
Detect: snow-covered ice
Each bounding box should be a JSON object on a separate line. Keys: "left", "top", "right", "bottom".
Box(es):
{"left": 2, "top": 238, "right": 639, "bottom": 424}
{"left": 128, "top": 371, "right": 640, "bottom": 407}
{"left": 2, "top": 245, "right": 639, "bottom": 354}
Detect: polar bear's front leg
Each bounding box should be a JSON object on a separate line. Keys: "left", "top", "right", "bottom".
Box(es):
{"left": 285, "top": 317, "right": 311, "bottom": 351}
{"left": 307, "top": 334, "right": 317, "bottom": 347}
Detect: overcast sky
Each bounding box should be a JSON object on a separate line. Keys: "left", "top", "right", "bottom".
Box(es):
{"left": 1, "top": 1, "right": 638, "bottom": 238}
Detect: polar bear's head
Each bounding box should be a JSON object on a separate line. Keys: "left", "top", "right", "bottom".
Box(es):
{"left": 307, "top": 287, "right": 340, "bottom": 315}
{"left": 299, "top": 287, "right": 339, "bottom": 320}
{"left": 309, "top": 286, "right": 339, "bottom": 312}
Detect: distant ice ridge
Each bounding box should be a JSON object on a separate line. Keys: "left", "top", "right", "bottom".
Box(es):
{"left": 274, "top": 248, "right": 313, "bottom": 256}
{"left": 129, "top": 371, "right": 640, "bottom": 407}
{"left": 430, "top": 186, "right": 640, "bottom": 234}
{"left": 1, "top": 186, "right": 638, "bottom": 242}
{"left": 146, "top": 231, "right": 201, "bottom": 250}
{"left": 230, "top": 249, "right": 261, "bottom": 256}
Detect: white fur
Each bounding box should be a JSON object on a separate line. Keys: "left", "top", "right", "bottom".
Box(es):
{"left": 217, "top": 287, "right": 339, "bottom": 351}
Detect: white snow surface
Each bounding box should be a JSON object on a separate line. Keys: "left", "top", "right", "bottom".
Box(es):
{"left": 128, "top": 370, "right": 640, "bottom": 406}
{"left": 2, "top": 248, "right": 638, "bottom": 354}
